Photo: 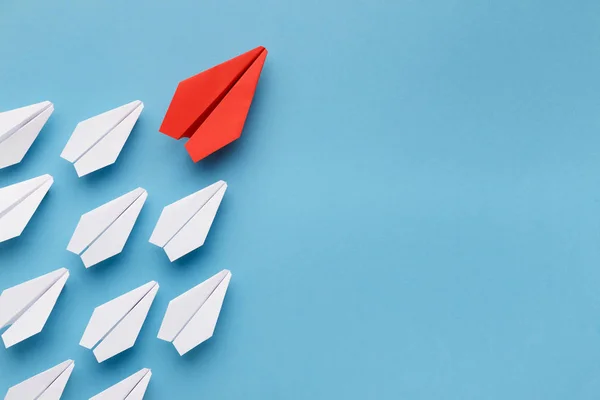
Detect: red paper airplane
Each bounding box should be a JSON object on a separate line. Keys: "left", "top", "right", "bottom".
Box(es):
{"left": 159, "top": 46, "right": 268, "bottom": 162}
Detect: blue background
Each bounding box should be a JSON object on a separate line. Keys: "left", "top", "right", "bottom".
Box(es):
{"left": 1, "top": 0, "right": 600, "bottom": 398}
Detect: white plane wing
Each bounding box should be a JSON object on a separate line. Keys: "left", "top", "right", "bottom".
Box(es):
{"left": 5, "top": 359, "right": 74, "bottom": 400}
{"left": 89, "top": 368, "right": 151, "bottom": 400}
{"left": 67, "top": 188, "right": 147, "bottom": 268}
{"left": 158, "top": 270, "right": 231, "bottom": 355}
{"left": 149, "top": 180, "right": 227, "bottom": 262}
{"left": 80, "top": 281, "right": 159, "bottom": 363}
{"left": 0, "top": 268, "right": 69, "bottom": 348}
{"left": 0, "top": 101, "right": 54, "bottom": 169}
{"left": 0, "top": 174, "right": 53, "bottom": 243}
{"left": 60, "top": 100, "right": 143, "bottom": 177}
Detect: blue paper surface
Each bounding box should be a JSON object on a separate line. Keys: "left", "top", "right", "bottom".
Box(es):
{"left": 1, "top": 0, "right": 600, "bottom": 398}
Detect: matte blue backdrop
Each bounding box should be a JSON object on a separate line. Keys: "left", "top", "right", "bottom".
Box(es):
{"left": 1, "top": 0, "right": 600, "bottom": 398}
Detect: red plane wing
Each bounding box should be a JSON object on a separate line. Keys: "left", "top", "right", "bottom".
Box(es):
{"left": 185, "top": 48, "right": 267, "bottom": 162}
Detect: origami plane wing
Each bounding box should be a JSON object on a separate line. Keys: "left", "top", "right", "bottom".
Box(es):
{"left": 149, "top": 181, "right": 226, "bottom": 262}
{"left": 61, "top": 100, "right": 143, "bottom": 177}
{"left": 0, "top": 101, "right": 54, "bottom": 169}
{"left": 0, "top": 268, "right": 69, "bottom": 348}
{"left": 5, "top": 359, "right": 74, "bottom": 400}
{"left": 80, "top": 281, "right": 159, "bottom": 363}
{"left": 89, "top": 368, "right": 152, "bottom": 400}
{"left": 158, "top": 270, "right": 231, "bottom": 355}
{"left": 0, "top": 174, "right": 53, "bottom": 243}
{"left": 159, "top": 46, "right": 267, "bottom": 161}
{"left": 67, "top": 188, "right": 147, "bottom": 268}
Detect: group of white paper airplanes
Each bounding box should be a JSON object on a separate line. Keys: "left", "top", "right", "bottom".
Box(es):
{"left": 1, "top": 267, "right": 232, "bottom": 360}
{"left": 0, "top": 100, "right": 144, "bottom": 177}
{"left": 1, "top": 102, "right": 234, "bottom": 397}
{"left": 2, "top": 271, "right": 231, "bottom": 400}
{"left": 5, "top": 359, "right": 152, "bottom": 400}
{"left": 0, "top": 174, "right": 227, "bottom": 265}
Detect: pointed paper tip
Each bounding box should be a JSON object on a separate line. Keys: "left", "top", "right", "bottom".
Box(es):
{"left": 255, "top": 46, "right": 268, "bottom": 61}
{"left": 133, "top": 100, "right": 144, "bottom": 111}
{"left": 221, "top": 270, "right": 232, "bottom": 284}
{"left": 41, "top": 174, "right": 53, "bottom": 183}
{"left": 27, "top": 174, "right": 54, "bottom": 187}
{"left": 125, "top": 100, "right": 143, "bottom": 109}
{"left": 213, "top": 269, "right": 232, "bottom": 285}
{"left": 52, "top": 359, "right": 75, "bottom": 373}
{"left": 26, "top": 101, "right": 53, "bottom": 114}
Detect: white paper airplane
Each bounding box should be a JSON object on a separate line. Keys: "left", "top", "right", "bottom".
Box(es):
{"left": 149, "top": 180, "right": 227, "bottom": 262}
{"left": 5, "top": 359, "right": 74, "bottom": 400}
{"left": 67, "top": 187, "right": 147, "bottom": 268}
{"left": 89, "top": 368, "right": 152, "bottom": 400}
{"left": 0, "top": 101, "right": 54, "bottom": 169}
{"left": 60, "top": 100, "right": 143, "bottom": 177}
{"left": 80, "top": 281, "right": 159, "bottom": 363}
{"left": 0, "top": 268, "right": 69, "bottom": 348}
{"left": 158, "top": 269, "right": 231, "bottom": 355}
{"left": 0, "top": 174, "right": 53, "bottom": 243}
